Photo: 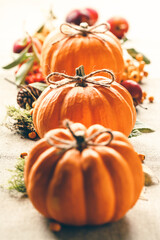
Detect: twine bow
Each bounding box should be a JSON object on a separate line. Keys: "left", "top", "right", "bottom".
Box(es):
{"left": 45, "top": 120, "right": 114, "bottom": 153}
{"left": 47, "top": 65, "right": 115, "bottom": 89}
{"left": 52, "top": 22, "right": 110, "bottom": 45}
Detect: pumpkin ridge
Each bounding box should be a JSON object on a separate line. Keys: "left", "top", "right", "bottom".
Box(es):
{"left": 52, "top": 37, "right": 77, "bottom": 76}
{"left": 109, "top": 141, "right": 144, "bottom": 207}
{"left": 96, "top": 146, "right": 135, "bottom": 221}
{"left": 97, "top": 85, "right": 134, "bottom": 135}
{"left": 106, "top": 31, "right": 123, "bottom": 53}
{"left": 33, "top": 87, "right": 52, "bottom": 133}
{"left": 35, "top": 86, "right": 72, "bottom": 137}
{"left": 87, "top": 86, "right": 117, "bottom": 128}
{"left": 112, "top": 82, "right": 134, "bottom": 107}
{"left": 60, "top": 86, "right": 92, "bottom": 126}
{"left": 35, "top": 89, "right": 59, "bottom": 137}
{"left": 27, "top": 147, "right": 61, "bottom": 218}
{"left": 41, "top": 31, "right": 63, "bottom": 75}
{"left": 46, "top": 149, "right": 86, "bottom": 225}
{"left": 75, "top": 36, "right": 97, "bottom": 75}
{"left": 112, "top": 82, "right": 136, "bottom": 124}
{"left": 52, "top": 36, "right": 88, "bottom": 77}
{"left": 113, "top": 84, "right": 136, "bottom": 127}
{"left": 102, "top": 34, "right": 124, "bottom": 79}
{"left": 89, "top": 36, "right": 117, "bottom": 77}
{"left": 92, "top": 36, "right": 118, "bottom": 78}
{"left": 42, "top": 43, "right": 57, "bottom": 76}
{"left": 25, "top": 139, "right": 49, "bottom": 187}
{"left": 81, "top": 35, "right": 96, "bottom": 74}
{"left": 80, "top": 148, "right": 115, "bottom": 224}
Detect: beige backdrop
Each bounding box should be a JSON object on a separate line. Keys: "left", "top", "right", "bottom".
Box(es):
{"left": 0, "top": 0, "right": 160, "bottom": 239}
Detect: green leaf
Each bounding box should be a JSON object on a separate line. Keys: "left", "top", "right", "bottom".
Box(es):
{"left": 133, "top": 120, "right": 154, "bottom": 133}
{"left": 121, "top": 36, "right": 129, "bottom": 44}
{"left": 127, "top": 48, "right": 151, "bottom": 64}
{"left": 32, "top": 41, "right": 40, "bottom": 63}
{"left": 129, "top": 120, "right": 154, "bottom": 138}
{"left": 29, "top": 82, "right": 48, "bottom": 92}
{"left": 2, "top": 44, "right": 32, "bottom": 69}
{"left": 129, "top": 129, "right": 142, "bottom": 138}
{"left": 15, "top": 57, "right": 34, "bottom": 86}
{"left": 36, "top": 24, "right": 45, "bottom": 33}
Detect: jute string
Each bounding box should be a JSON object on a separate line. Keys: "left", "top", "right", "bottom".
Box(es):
{"left": 47, "top": 66, "right": 115, "bottom": 89}
{"left": 52, "top": 22, "right": 110, "bottom": 45}
{"left": 45, "top": 120, "right": 114, "bottom": 153}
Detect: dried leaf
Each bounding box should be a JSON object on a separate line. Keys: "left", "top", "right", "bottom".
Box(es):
{"left": 36, "top": 24, "right": 45, "bottom": 33}
{"left": 31, "top": 41, "right": 40, "bottom": 63}
{"left": 142, "top": 164, "right": 159, "bottom": 186}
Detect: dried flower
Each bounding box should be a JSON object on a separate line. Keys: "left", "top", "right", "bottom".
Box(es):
{"left": 4, "top": 105, "right": 37, "bottom": 138}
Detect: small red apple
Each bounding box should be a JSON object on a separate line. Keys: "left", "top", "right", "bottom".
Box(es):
{"left": 84, "top": 8, "right": 98, "bottom": 25}
{"left": 13, "top": 38, "right": 28, "bottom": 53}
{"left": 121, "top": 80, "right": 142, "bottom": 106}
{"left": 65, "top": 8, "right": 98, "bottom": 26}
{"left": 13, "top": 37, "right": 42, "bottom": 54}
{"left": 107, "top": 16, "right": 129, "bottom": 39}
{"left": 65, "top": 9, "right": 90, "bottom": 26}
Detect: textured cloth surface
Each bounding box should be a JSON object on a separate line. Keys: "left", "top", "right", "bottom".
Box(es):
{"left": 0, "top": 0, "right": 160, "bottom": 239}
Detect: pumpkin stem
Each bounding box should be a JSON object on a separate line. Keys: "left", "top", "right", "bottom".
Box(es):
{"left": 65, "top": 120, "right": 114, "bottom": 149}
{"left": 75, "top": 65, "right": 88, "bottom": 87}
{"left": 75, "top": 134, "right": 87, "bottom": 152}
{"left": 47, "top": 66, "right": 115, "bottom": 89}
{"left": 65, "top": 120, "right": 87, "bottom": 151}
{"left": 80, "top": 22, "right": 89, "bottom": 29}
{"left": 45, "top": 120, "right": 114, "bottom": 153}
{"left": 79, "top": 22, "right": 89, "bottom": 36}
{"left": 75, "top": 65, "right": 85, "bottom": 77}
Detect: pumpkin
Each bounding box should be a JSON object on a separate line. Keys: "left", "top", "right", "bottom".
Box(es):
{"left": 24, "top": 121, "right": 144, "bottom": 226}
{"left": 41, "top": 22, "right": 124, "bottom": 82}
{"left": 33, "top": 66, "right": 136, "bottom": 138}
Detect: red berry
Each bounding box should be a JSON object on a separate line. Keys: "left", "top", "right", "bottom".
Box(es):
{"left": 25, "top": 75, "right": 34, "bottom": 84}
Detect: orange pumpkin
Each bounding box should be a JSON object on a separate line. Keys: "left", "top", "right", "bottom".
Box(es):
{"left": 41, "top": 22, "right": 124, "bottom": 82}
{"left": 33, "top": 66, "right": 136, "bottom": 138}
{"left": 24, "top": 121, "right": 144, "bottom": 226}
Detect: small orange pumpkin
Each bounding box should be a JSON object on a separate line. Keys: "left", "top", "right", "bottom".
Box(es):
{"left": 33, "top": 66, "right": 136, "bottom": 138}
{"left": 24, "top": 121, "right": 144, "bottom": 226}
{"left": 41, "top": 22, "right": 124, "bottom": 82}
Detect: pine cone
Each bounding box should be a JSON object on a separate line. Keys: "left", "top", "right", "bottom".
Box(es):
{"left": 17, "top": 85, "right": 42, "bottom": 109}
